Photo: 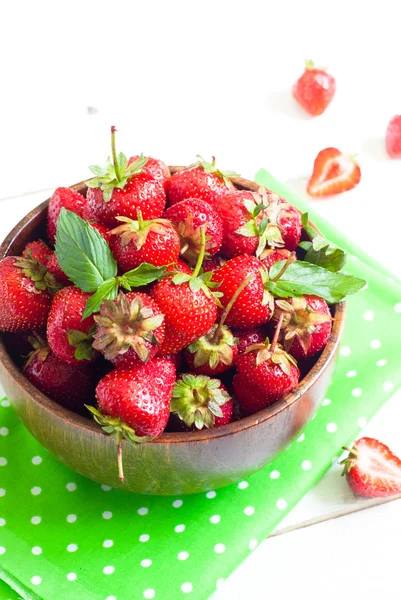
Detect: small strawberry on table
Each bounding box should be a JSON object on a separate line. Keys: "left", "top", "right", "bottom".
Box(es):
{"left": 292, "top": 59, "right": 336, "bottom": 116}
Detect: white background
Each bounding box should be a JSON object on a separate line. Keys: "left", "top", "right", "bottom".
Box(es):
{"left": 1, "top": 1, "right": 400, "bottom": 598}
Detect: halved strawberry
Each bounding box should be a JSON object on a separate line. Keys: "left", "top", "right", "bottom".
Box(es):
{"left": 307, "top": 148, "right": 361, "bottom": 197}
{"left": 342, "top": 437, "right": 401, "bottom": 498}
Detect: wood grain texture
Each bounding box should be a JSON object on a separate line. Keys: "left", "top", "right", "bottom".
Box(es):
{"left": 0, "top": 172, "right": 346, "bottom": 495}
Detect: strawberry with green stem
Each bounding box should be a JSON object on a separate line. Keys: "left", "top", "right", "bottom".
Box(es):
{"left": 128, "top": 154, "right": 171, "bottom": 190}
{"left": 85, "top": 126, "right": 166, "bottom": 227}
{"left": 88, "top": 358, "right": 176, "bottom": 482}
{"left": 164, "top": 197, "right": 223, "bottom": 265}
{"left": 150, "top": 228, "right": 220, "bottom": 354}
{"left": 47, "top": 286, "right": 98, "bottom": 365}
{"left": 211, "top": 254, "right": 272, "bottom": 330}
{"left": 0, "top": 253, "right": 61, "bottom": 332}
{"left": 22, "top": 241, "right": 52, "bottom": 266}
{"left": 92, "top": 291, "right": 165, "bottom": 369}
{"left": 166, "top": 155, "right": 239, "bottom": 207}
{"left": 233, "top": 314, "right": 300, "bottom": 415}
{"left": 292, "top": 60, "right": 336, "bottom": 117}
{"left": 272, "top": 295, "right": 332, "bottom": 359}
{"left": 109, "top": 209, "right": 180, "bottom": 271}
{"left": 23, "top": 334, "right": 97, "bottom": 413}
{"left": 184, "top": 275, "right": 252, "bottom": 375}
{"left": 171, "top": 374, "right": 233, "bottom": 430}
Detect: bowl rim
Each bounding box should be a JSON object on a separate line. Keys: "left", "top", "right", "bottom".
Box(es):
{"left": 0, "top": 173, "right": 346, "bottom": 445}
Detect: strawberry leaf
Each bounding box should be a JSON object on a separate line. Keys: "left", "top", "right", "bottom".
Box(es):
{"left": 82, "top": 278, "right": 119, "bottom": 319}
{"left": 266, "top": 260, "right": 366, "bottom": 303}
{"left": 55, "top": 209, "right": 117, "bottom": 291}
{"left": 300, "top": 213, "right": 347, "bottom": 272}
{"left": 119, "top": 263, "right": 167, "bottom": 288}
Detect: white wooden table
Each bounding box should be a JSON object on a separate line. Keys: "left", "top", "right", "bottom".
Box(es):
{"left": 1, "top": 1, "right": 400, "bottom": 597}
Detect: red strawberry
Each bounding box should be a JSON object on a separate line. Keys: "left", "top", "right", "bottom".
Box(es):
{"left": 23, "top": 335, "right": 97, "bottom": 414}
{"left": 342, "top": 437, "right": 401, "bottom": 498}
{"left": 46, "top": 253, "right": 71, "bottom": 284}
{"left": 260, "top": 248, "right": 292, "bottom": 270}
{"left": 174, "top": 259, "right": 193, "bottom": 274}
{"left": 234, "top": 335, "right": 300, "bottom": 414}
{"left": 272, "top": 295, "right": 332, "bottom": 359}
{"left": 150, "top": 229, "right": 218, "bottom": 354}
{"left": 129, "top": 155, "right": 171, "bottom": 190}
{"left": 151, "top": 276, "right": 217, "bottom": 354}
{"left": 92, "top": 292, "right": 165, "bottom": 369}
{"left": 164, "top": 198, "right": 223, "bottom": 265}
{"left": 22, "top": 241, "right": 52, "bottom": 266}
{"left": 90, "top": 358, "right": 176, "bottom": 481}
{"left": 171, "top": 373, "right": 233, "bottom": 429}
{"left": 47, "top": 286, "right": 97, "bottom": 365}
{"left": 211, "top": 255, "right": 271, "bottom": 329}
{"left": 234, "top": 328, "right": 266, "bottom": 355}
{"left": 109, "top": 212, "right": 180, "bottom": 271}
{"left": 183, "top": 273, "right": 252, "bottom": 375}
{"left": 217, "top": 188, "right": 301, "bottom": 257}
{"left": 386, "top": 115, "right": 401, "bottom": 158}
{"left": 307, "top": 148, "right": 361, "bottom": 197}
{"left": 0, "top": 256, "right": 53, "bottom": 331}
{"left": 85, "top": 127, "right": 166, "bottom": 228}
{"left": 161, "top": 351, "right": 185, "bottom": 371}
{"left": 292, "top": 60, "right": 336, "bottom": 116}
{"left": 166, "top": 156, "right": 238, "bottom": 207}
{"left": 202, "top": 255, "right": 226, "bottom": 273}
{"left": 47, "top": 187, "right": 88, "bottom": 245}
{"left": 89, "top": 221, "right": 113, "bottom": 244}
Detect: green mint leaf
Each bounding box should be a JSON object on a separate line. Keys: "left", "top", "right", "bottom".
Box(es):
{"left": 268, "top": 260, "right": 366, "bottom": 303}
{"left": 301, "top": 212, "right": 347, "bottom": 272}
{"left": 55, "top": 209, "right": 117, "bottom": 292}
{"left": 122, "top": 263, "right": 166, "bottom": 288}
{"left": 305, "top": 244, "right": 347, "bottom": 272}
{"left": 298, "top": 241, "right": 312, "bottom": 251}
{"left": 82, "top": 278, "right": 119, "bottom": 319}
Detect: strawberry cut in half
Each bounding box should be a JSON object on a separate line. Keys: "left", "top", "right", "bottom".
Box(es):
{"left": 342, "top": 437, "right": 401, "bottom": 498}
{"left": 307, "top": 147, "right": 361, "bottom": 197}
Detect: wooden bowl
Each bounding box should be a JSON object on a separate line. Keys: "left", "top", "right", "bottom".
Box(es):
{"left": 0, "top": 173, "right": 346, "bottom": 495}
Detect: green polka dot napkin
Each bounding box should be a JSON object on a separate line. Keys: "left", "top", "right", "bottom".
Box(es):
{"left": 1, "top": 169, "right": 401, "bottom": 600}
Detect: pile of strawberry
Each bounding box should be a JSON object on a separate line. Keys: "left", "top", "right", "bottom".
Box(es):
{"left": 0, "top": 128, "right": 366, "bottom": 482}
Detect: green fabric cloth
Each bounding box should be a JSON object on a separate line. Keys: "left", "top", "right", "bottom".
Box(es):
{"left": 1, "top": 170, "right": 400, "bottom": 600}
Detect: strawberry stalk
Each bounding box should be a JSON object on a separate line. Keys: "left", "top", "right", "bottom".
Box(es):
{"left": 192, "top": 227, "right": 206, "bottom": 278}
{"left": 211, "top": 274, "right": 252, "bottom": 343}
{"left": 270, "top": 252, "right": 295, "bottom": 282}
{"left": 270, "top": 312, "right": 284, "bottom": 353}
{"left": 110, "top": 126, "right": 122, "bottom": 182}
{"left": 117, "top": 430, "right": 124, "bottom": 483}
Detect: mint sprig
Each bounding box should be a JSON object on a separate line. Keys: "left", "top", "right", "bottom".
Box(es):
{"left": 265, "top": 260, "right": 366, "bottom": 304}
{"left": 299, "top": 213, "right": 347, "bottom": 272}
{"left": 55, "top": 209, "right": 167, "bottom": 319}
